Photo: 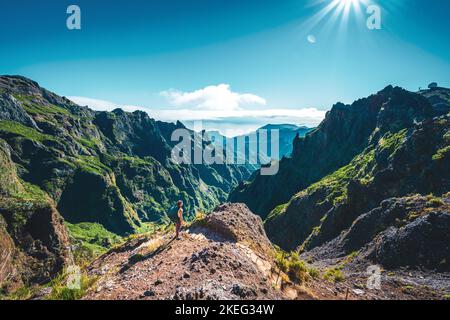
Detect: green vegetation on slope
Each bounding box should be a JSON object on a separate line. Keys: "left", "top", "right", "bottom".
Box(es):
{"left": 268, "top": 129, "right": 408, "bottom": 220}
{"left": 66, "top": 222, "right": 123, "bottom": 264}
{"left": 0, "top": 120, "right": 55, "bottom": 142}
{"left": 73, "top": 156, "right": 112, "bottom": 175}
{"left": 47, "top": 271, "right": 97, "bottom": 300}
{"left": 305, "top": 148, "right": 376, "bottom": 206}
{"left": 274, "top": 249, "right": 319, "bottom": 284}
{"left": 75, "top": 136, "right": 100, "bottom": 149}
{"left": 306, "top": 130, "right": 407, "bottom": 206}
{"left": 13, "top": 94, "right": 72, "bottom": 116}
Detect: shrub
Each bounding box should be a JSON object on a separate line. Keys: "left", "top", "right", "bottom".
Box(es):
{"left": 0, "top": 286, "right": 34, "bottom": 300}
{"left": 267, "top": 203, "right": 288, "bottom": 220}
{"left": 426, "top": 196, "right": 445, "bottom": 207}
{"left": 48, "top": 271, "right": 97, "bottom": 300}
{"left": 287, "top": 253, "right": 308, "bottom": 283}
{"left": 307, "top": 267, "right": 320, "bottom": 279}
{"left": 274, "top": 250, "right": 288, "bottom": 273}
{"left": 323, "top": 267, "right": 345, "bottom": 282}
{"left": 432, "top": 146, "right": 450, "bottom": 161}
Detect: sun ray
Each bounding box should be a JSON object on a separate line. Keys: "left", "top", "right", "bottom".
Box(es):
{"left": 300, "top": 0, "right": 341, "bottom": 33}
{"left": 304, "top": 0, "right": 368, "bottom": 35}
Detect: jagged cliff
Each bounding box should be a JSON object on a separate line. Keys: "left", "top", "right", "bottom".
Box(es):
{"left": 0, "top": 139, "right": 70, "bottom": 293}
{"left": 229, "top": 86, "right": 443, "bottom": 218}
{"left": 230, "top": 85, "right": 450, "bottom": 273}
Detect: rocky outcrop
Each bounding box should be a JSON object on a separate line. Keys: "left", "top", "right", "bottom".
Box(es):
{"left": 372, "top": 208, "right": 449, "bottom": 271}
{"left": 303, "top": 194, "right": 450, "bottom": 271}
{"left": 201, "top": 203, "right": 273, "bottom": 257}
{"left": 57, "top": 168, "right": 140, "bottom": 235}
{"left": 84, "top": 203, "right": 286, "bottom": 300}
{"left": 419, "top": 87, "right": 450, "bottom": 115}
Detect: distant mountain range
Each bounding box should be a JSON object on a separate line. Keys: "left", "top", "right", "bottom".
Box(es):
{"left": 206, "top": 124, "right": 313, "bottom": 165}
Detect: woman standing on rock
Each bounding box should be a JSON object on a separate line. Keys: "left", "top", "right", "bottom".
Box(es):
{"left": 168, "top": 200, "right": 184, "bottom": 240}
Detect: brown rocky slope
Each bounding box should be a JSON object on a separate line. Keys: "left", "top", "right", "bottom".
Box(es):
{"left": 84, "top": 203, "right": 311, "bottom": 300}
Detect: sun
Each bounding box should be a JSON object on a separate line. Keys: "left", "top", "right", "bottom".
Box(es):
{"left": 302, "top": 0, "right": 369, "bottom": 37}
{"left": 338, "top": 0, "right": 360, "bottom": 6}
{"left": 336, "top": 0, "right": 365, "bottom": 23}
{"left": 336, "top": 0, "right": 362, "bottom": 13}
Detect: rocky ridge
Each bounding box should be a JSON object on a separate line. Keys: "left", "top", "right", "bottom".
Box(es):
{"left": 84, "top": 204, "right": 290, "bottom": 300}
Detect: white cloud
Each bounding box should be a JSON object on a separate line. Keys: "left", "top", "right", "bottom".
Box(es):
{"left": 160, "top": 84, "right": 266, "bottom": 110}
{"left": 68, "top": 96, "right": 147, "bottom": 113}
{"left": 151, "top": 108, "right": 325, "bottom": 123}
{"left": 156, "top": 108, "right": 326, "bottom": 135}
{"left": 67, "top": 94, "right": 326, "bottom": 136}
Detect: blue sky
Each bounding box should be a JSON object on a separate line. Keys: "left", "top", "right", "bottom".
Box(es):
{"left": 1, "top": 0, "right": 449, "bottom": 135}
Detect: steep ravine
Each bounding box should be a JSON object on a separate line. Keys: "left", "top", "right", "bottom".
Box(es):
{"left": 0, "top": 75, "right": 254, "bottom": 295}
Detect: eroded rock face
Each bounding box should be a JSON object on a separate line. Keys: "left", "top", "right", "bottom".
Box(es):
{"left": 0, "top": 215, "right": 17, "bottom": 290}
{"left": 0, "top": 140, "right": 70, "bottom": 292}
{"left": 57, "top": 169, "right": 139, "bottom": 235}
{"left": 202, "top": 203, "right": 273, "bottom": 257}
{"left": 341, "top": 196, "right": 432, "bottom": 253}
{"left": 0, "top": 92, "right": 37, "bottom": 128}
{"left": 302, "top": 194, "right": 450, "bottom": 271}
{"left": 373, "top": 209, "right": 450, "bottom": 271}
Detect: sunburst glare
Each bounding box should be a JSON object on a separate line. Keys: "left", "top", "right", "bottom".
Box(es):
{"left": 301, "top": 0, "right": 371, "bottom": 34}
{"left": 299, "top": 0, "right": 376, "bottom": 43}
